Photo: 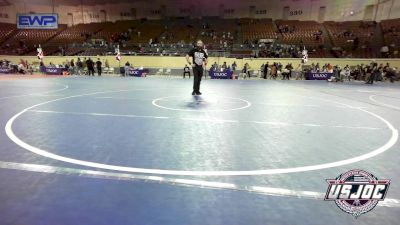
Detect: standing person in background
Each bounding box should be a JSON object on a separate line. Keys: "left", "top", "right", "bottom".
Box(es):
{"left": 263, "top": 62, "right": 269, "bottom": 79}
{"left": 124, "top": 61, "right": 130, "bottom": 76}
{"left": 242, "top": 63, "right": 251, "bottom": 78}
{"left": 260, "top": 64, "right": 264, "bottom": 78}
{"left": 365, "top": 65, "right": 373, "bottom": 84}
{"left": 96, "top": 58, "right": 102, "bottom": 76}
{"left": 82, "top": 57, "right": 87, "bottom": 75}
{"left": 105, "top": 59, "right": 110, "bottom": 69}
{"left": 372, "top": 66, "right": 381, "bottom": 83}
{"left": 86, "top": 58, "right": 95, "bottom": 76}
{"left": 69, "top": 59, "right": 75, "bottom": 75}
{"left": 76, "top": 58, "right": 83, "bottom": 75}
{"left": 186, "top": 40, "right": 208, "bottom": 95}
{"left": 286, "top": 63, "right": 293, "bottom": 79}
{"left": 270, "top": 63, "right": 277, "bottom": 80}
{"left": 295, "top": 64, "right": 302, "bottom": 80}
{"left": 242, "top": 63, "right": 249, "bottom": 79}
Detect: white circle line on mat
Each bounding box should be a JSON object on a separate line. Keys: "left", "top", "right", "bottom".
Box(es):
{"left": 0, "top": 83, "right": 69, "bottom": 100}
{"left": 369, "top": 95, "right": 400, "bottom": 110}
{"left": 5, "top": 90, "right": 398, "bottom": 176}
{"left": 152, "top": 95, "right": 252, "bottom": 112}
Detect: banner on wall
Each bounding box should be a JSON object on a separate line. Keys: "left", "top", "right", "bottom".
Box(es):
{"left": 305, "top": 72, "right": 332, "bottom": 80}
{"left": 209, "top": 70, "right": 233, "bottom": 79}
{"left": 258, "top": 39, "right": 275, "bottom": 43}
{"left": 17, "top": 14, "right": 58, "bottom": 29}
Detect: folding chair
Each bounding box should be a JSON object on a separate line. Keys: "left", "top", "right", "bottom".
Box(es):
{"left": 165, "top": 68, "right": 172, "bottom": 77}
{"left": 155, "top": 68, "right": 164, "bottom": 76}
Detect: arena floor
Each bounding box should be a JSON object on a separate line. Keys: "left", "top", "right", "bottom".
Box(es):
{"left": 0, "top": 75, "right": 399, "bottom": 225}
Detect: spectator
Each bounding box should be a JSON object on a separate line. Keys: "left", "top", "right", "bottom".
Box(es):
{"left": 232, "top": 61, "right": 237, "bottom": 71}
{"left": 222, "top": 62, "right": 227, "bottom": 69}
{"left": 124, "top": 61, "right": 130, "bottom": 76}
{"left": 105, "top": 59, "right": 110, "bottom": 69}
{"left": 86, "top": 58, "right": 95, "bottom": 76}
{"left": 294, "top": 64, "right": 303, "bottom": 80}
{"left": 285, "top": 63, "right": 293, "bottom": 78}
{"left": 381, "top": 46, "right": 389, "bottom": 58}
{"left": 183, "top": 64, "right": 190, "bottom": 78}
{"left": 76, "top": 58, "right": 83, "bottom": 75}
{"left": 212, "top": 62, "right": 218, "bottom": 71}
{"left": 263, "top": 62, "right": 269, "bottom": 79}
{"left": 270, "top": 63, "right": 277, "bottom": 80}
{"left": 69, "top": 59, "right": 75, "bottom": 75}
{"left": 96, "top": 58, "right": 102, "bottom": 76}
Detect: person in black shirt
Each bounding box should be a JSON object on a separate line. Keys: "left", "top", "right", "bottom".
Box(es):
{"left": 86, "top": 58, "right": 95, "bottom": 76}
{"left": 69, "top": 59, "right": 75, "bottom": 75}
{"left": 263, "top": 62, "right": 269, "bottom": 79}
{"left": 186, "top": 40, "right": 208, "bottom": 95}
{"left": 96, "top": 58, "right": 102, "bottom": 76}
{"left": 366, "top": 66, "right": 375, "bottom": 84}
{"left": 76, "top": 58, "right": 83, "bottom": 75}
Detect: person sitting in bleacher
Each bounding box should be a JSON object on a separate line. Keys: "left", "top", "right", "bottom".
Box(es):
{"left": 328, "top": 66, "right": 340, "bottom": 82}
{"left": 232, "top": 61, "right": 237, "bottom": 71}
{"left": 221, "top": 62, "right": 227, "bottom": 69}
{"left": 340, "top": 65, "right": 351, "bottom": 81}
{"left": 183, "top": 64, "right": 190, "bottom": 78}
{"left": 27, "top": 64, "right": 33, "bottom": 75}
{"left": 212, "top": 62, "right": 218, "bottom": 71}
{"left": 17, "top": 63, "right": 26, "bottom": 74}
{"left": 384, "top": 67, "right": 397, "bottom": 83}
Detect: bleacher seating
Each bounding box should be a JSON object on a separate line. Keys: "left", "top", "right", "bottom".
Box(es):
{"left": 241, "top": 19, "right": 278, "bottom": 43}
{"left": 325, "top": 21, "right": 375, "bottom": 48}
{"left": 275, "top": 20, "right": 324, "bottom": 47}
{"left": 47, "top": 23, "right": 105, "bottom": 45}
{"left": 199, "top": 18, "right": 236, "bottom": 49}
{"left": 0, "top": 24, "right": 66, "bottom": 55}
{"left": 79, "top": 48, "right": 108, "bottom": 56}
{"left": 129, "top": 20, "right": 166, "bottom": 44}
{"left": 162, "top": 19, "right": 200, "bottom": 44}
{"left": 381, "top": 18, "right": 400, "bottom": 58}
{"left": 381, "top": 18, "right": 400, "bottom": 45}
{"left": 26, "top": 46, "right": 61, "bottom": 56}
{"left": 0, "top": 18, "right": 398, "bottom": 58}
{"left": 0, "top": 22, "right": 16, "bottom": 44}
{"left": 93, "top": 20, "right": 141, "bottom": 42}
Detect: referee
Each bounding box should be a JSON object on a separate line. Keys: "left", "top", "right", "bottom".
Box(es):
{"left": 186, "top": 40, "right": 208, "bottom": 95}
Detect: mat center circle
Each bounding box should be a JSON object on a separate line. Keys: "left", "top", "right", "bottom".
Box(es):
{"left": 152, "top": 95, "right": 252, "bottom": 112}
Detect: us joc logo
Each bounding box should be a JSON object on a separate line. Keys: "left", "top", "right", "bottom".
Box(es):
{"left": 324, "top": 169, "right": 390, "bottom": 218}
